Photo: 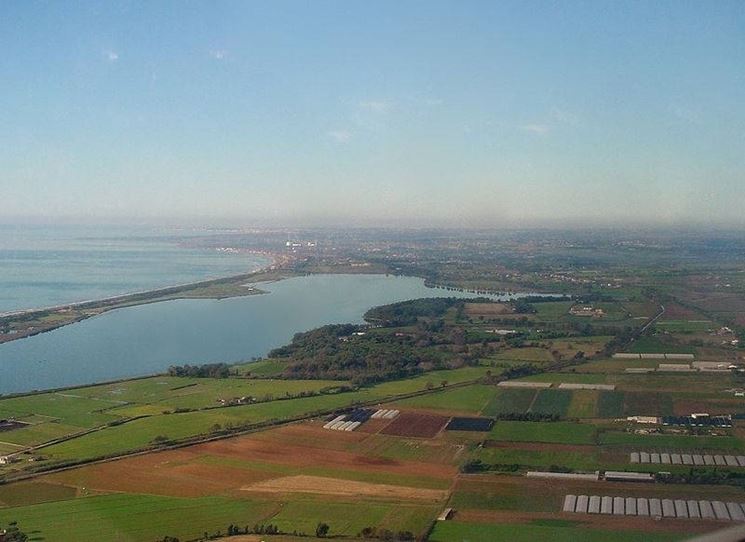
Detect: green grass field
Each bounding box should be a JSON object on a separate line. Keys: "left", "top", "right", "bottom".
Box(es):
{"left": 488, "top": 421, "right": 597, "bottom": 445}
{"left": 471, "top": 446, "right": 603, "bottom": 471}
{"left": 430, "top": 521, "right": 681, "bottom": 542}
{"left": 655, "top": 320, "right": 713, "bottom": 333}
{"left": 628, "top": 336, "right": 695, "bottom": 354}
{"left": 269, "top": 499, "right": 436, "bottom": 537}
{"left": 599, "top": 431, "right": 744, "bottom": 451}
{"left": 529, "top": 389, "right": 572, "bottom": 416}
{"left": 482, "top": 388, "right": 536, "bottom": 416}
{"left": 393, "top": 384, "right": 494, "bottom": 414}
{"left": 597, "top": 391, "right": 625, "bottom": 417}
{"left": 0, "top": 493, "right": 277, "bottom": 542}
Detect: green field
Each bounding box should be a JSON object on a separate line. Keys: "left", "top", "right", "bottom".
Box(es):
{"left": 655, "top": 320, "right": 713, "bottom": 333}
{"left": 529, "top": 389, "right": 572, "bottom": 416}
{"left": 430, "top": 522, "right": 681, "bottom": 542}
{"left": 599, "top": 431, "right": 744, "bottom": 450}
{"left": 269, "top": 499, "right": 436, "bottom": 537}
{"left": 0, "top": 494, "right": 276, "bottom": 542}
{"left": 471, "top": 446, "right": 603, "bottom": 471}
{"left": 628, "top": 336, "right": 696, "bottom": 354}
{"left": 393, "top": 384, "right": 495, "bottom": 414}
{"left": 597, "top": 390, "right": 625, "bottom": 417}
{"left": 482, "top": 388, "right": 536, "bottom": 416}
{"left": 488, "top": 421, "right": 597, "bottom": 445}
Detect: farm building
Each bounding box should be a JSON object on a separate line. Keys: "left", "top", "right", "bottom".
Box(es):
{"left": 527, "top": 471, "right": 600, "bottom": 481}
{"left": 604, "top": 471, "right": 654, "bottom": 483}
{"left": 658, "top": 363, "right": 694, "bottom": 372}
{"left": 665, "top": 353, "right": 696, "bottom": 360}
{"left": 564, "top": 495, "right": 745, "bottom": 521}
{"left": 558, "top": 383, "right": 615, "bottom": 391}
{"left": 497, "top": 381, "right": 552, "bottom": 389}
{"left": 626, "top": 416, "right": 659, "bottom": 424}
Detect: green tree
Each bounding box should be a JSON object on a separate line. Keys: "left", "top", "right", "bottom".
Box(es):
{"left": 315, "top": 522, "right": 330, "bottom": 537}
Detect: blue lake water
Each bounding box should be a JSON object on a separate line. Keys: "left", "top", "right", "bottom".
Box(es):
{"left": 0, "top": 274, "right": 505, "bottom": 394}
{"left": 0, "top": 224, "right": 269, "bottom": 314}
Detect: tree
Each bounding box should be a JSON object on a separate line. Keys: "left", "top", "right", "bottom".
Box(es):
{"left": 315, "top": 522, "right": 330, "bottom": 537}
{"left": 2, "top": 522, "right": 29, "bottom": 542}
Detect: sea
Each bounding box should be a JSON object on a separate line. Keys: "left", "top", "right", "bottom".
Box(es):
{"left": 0, "top": 224, "right": 269, "bottom": 314}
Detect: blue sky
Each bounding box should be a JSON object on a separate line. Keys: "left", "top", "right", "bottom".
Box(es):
{"left": 1, "top": 1, "right": 744, "bottom": 227}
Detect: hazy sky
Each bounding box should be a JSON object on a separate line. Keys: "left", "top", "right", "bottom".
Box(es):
{"left": 1, "top": 1, "right": 744, "bottom": 227}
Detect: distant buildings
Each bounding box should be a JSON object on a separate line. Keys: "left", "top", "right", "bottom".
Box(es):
{"left": 569, "top": 305, "right": 605, "bottom": 318}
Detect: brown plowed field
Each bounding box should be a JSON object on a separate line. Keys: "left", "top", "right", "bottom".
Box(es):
{"left": 379, "top": 412, "right": 449, "bottom": 438}
{"left": 48, "top": 423, "right": 455, "bottom": 497}
{"left": 242, "top": 475, "right": 448, "bottom": 502}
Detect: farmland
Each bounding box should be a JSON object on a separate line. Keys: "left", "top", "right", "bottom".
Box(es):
{"left": 4, "top": 231, "right": 745, "bottom": 541}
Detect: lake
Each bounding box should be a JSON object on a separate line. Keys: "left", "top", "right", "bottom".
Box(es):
{"left": 0, "top": 274, "right": 508, "bottom": 394}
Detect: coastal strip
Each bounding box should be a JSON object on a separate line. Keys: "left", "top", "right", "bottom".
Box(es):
{"left": 0, "top": 251, "right": 292, "bottom": 346}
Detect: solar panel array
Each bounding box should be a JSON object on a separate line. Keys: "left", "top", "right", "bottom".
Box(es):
{"left": 563, "top": 494, "right": 745, "bottom": 521}
{"left": 630, "top": 452, "right": 745, "bottom": 467}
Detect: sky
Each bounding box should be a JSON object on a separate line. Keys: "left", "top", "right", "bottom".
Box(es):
{"left": 1, "top": 1, "right": 744, "bottom": 228}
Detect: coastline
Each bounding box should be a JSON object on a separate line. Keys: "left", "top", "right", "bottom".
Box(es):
{"left": 0, "top": 250, "right": 292, "bottom": 346}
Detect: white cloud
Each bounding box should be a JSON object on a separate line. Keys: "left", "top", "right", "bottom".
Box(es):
{"left": 209, "top": 49, "right": 229, "bottom": 60}
{"left": 103, "top": 50, "right": 119, "bottom": 62}
{"left": 423, "top": 98, "right": 443, "bottom": 107}
{"left": 359, "top": 100, "right": 391, "bottom": 113}
{"left": 327, "top": 130, "right": 352, "bottom": 143}
{"left": 520, "top": 124, "right": 551, "bottom": 135}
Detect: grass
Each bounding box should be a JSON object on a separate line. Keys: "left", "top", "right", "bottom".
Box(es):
{"left": 482, "top": 389, "right": 536, "bottom": 416}
{"left": 599, "top": 431, "right": 744, "bottom": 451}
{"left": 655, "top": 320, "right": 713, "bottom": 333}
{"left": 235, "top": 359, "right": 286, "bottom": 377}
{"left": 471, "top": 446, "right": 603, "bottom": 471}
{"left": 429, "top": 522, "right": 681, "bottom": 542}
{"left": 529, "top": 389, "right": 572, "bottom": 417}
{"left": 597, "top": 391, "right": 625, "bottom": 418}
{"left": 0, "top": 493, "right": 277, "bottom": 542}
{"left": 488, "top": 421, "right": 597, "bottom": 445}
{"left": 0, "top": 422, "right": 84, "bottom": 447}
{"left": 268, "top": 499, "right": 435, "bottom": 537}
{"left": 622, "top": 391, "right": 674, "bottom": 417}
{"left": 393, "top": 384, "right": 495, "bottom": 414}
{"left": 628, "top": 336, "right": 695, "bottom": 354}
{"left": 534, "top": 302, "right": 574, "bottom": 320}
{"left": 0, "top": 393, "right": 121, "bottom": 429}
{"left": 566, "top": 390, "right": 598, "bottom": 418}
{"left": 0, "top": 481, "right": 78, "bottom": 508}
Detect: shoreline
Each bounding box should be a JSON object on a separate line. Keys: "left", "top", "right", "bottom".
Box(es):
{"left": 0, "top": 250, "right": 292, "bottom": 346}
{"left": 0, "top": 249, "right": 278, "bottom": 318}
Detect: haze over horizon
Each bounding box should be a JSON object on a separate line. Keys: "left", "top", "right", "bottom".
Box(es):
{"left": 2, "top": 1, "right": 744, "bottom": 228}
